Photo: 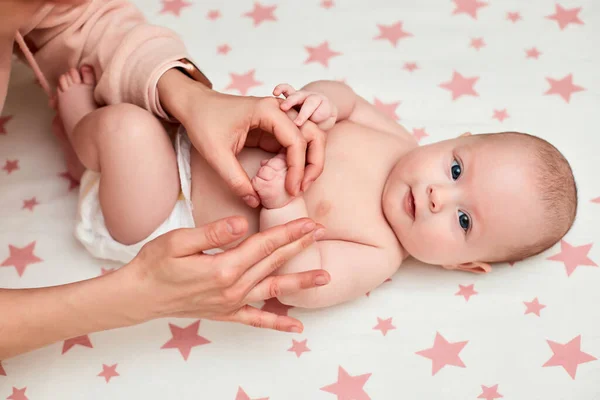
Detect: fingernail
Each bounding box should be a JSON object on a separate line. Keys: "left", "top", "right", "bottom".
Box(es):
{"left": 301, "top": 221, "right": 316, "bottom": 234}
{"left": 315, "top": 274, "right": 329, "bottom": 286}
{"left": 313, "top": 228, "right": 326, "bottom": 240}
{"left": 243, "top": 195, "right": 260, "bottom": 208}
{"left": 290, "top": 326, "right": 302, "bottom": 333}
{"left": 227, "top": 219, "right": 245, "bottom": 235}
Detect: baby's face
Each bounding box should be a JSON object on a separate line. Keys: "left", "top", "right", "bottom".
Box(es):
{"left": 382, "top": 135, "right": 545, "bottom": 268}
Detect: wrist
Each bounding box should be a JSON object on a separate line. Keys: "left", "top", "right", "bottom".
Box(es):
{"left": 157, "top": 67, "right": 213, "bottom": 123}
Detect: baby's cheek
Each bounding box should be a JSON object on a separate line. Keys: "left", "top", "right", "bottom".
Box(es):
{"left": 409, "top": 225, "right": 457, "bottom": 264}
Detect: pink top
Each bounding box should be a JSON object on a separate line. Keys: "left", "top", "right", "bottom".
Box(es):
{"left": 15, "top": 0, "right": 197, "bottom": 120}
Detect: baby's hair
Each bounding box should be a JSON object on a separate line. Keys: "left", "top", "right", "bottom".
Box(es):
{"left": 475, "top": 131, "right": 577, "bottom": 263}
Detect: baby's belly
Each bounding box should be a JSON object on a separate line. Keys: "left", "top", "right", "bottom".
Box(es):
{"left": 189, "top": 147, "right": 267, "bottom": 249}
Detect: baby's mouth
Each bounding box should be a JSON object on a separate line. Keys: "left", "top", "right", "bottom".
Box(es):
{"left": 405, "top": 187, "right": 415, "bottom": 220}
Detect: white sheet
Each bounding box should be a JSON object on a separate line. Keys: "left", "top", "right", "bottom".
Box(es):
{"left": 1, "top": 1, "right": 599, "bottom": 399}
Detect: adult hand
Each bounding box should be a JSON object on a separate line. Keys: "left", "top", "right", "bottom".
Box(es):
{"left": 127, "top": 216, "right": 329, "bottom": 333}
{"left": 158, "top": 70, "right": 326, "bottom": 208}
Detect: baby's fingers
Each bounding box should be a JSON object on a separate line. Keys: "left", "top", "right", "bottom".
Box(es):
{"left": 273, "top": 84, "right": 296, "bottom": 98}
{"left": 294, "top": 96, "right": 323, "bottom": 126}
{"left": 280, "top": 91, "right": 311, "bottom": 111}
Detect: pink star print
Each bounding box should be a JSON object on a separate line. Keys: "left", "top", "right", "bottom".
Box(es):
{"left": 478, "top": 384, "right": 503, "bottom": 400}
{"left": 288, "top": 339, "right": 310, "bottom": 357}
{"left": 470, "top": 37, "right": 485, "bottom": 50}
{"left": 546, "top": 5, "right": 583, "bottom": 30}
{"left": 160, "top": 0, "right": 191, "bottom": 17}
{"left": 98, "top": 364, "right": 119, "bottom": 383}
{"left": 526, "top": 47, "right": 541, "bottom": 59}
{"left": 0, "top": 115, "right": 13, "bottom": 134}
{"left": 412, "top": 128, "right": 429, "bottom": 143}
{"left": 3, "top": 160, "right": 19, "bottom": 174}
{"left": 403, "top": 62, "right": 418, "bottom": 72}
{"left": 59, "top": 171, "right": 80, "bottom": 191}
{"left": 225, "top": 70, "right": 262, "bottom": 95}
{"left": 373, "top": 317, "right": 396, "bottom": 336}
{"left": 161, "top": 320, "right": 210, "bottom": 361}
{"left": 261, "top": 298, "right": 294, "bottom": 316}
{"left": 1, "top": 242, "right": 42, "bottom": 277}
{"left": 524, "top": 297, "right": 546, "bottom": 317}
{"left": 244, "top": 3, "right": 277, "bottom": 27}
{"left": 236, "top": 387, "right": 269, "bottom": 400}
{"left": 304, "top": 41, "right": 341, "bottom": 68}
{"left": 592, "top": 197, "right": 600, "bottom": 204}
{"left": 452, "top": 0, "right": 488, "bottom": 19}
{"left": 493, "top": 109, "right": 509, "bottom": 122}
{"left": 374, "top": 21, "right": 412, "bottom": 47}
{"left": 544, "top": 74, "right": 585, "bottom": 103}
{"left": 22, "top": 197, "right": 39, "bottom": 211}
{"left": 100, "top": 267, "right": 116, "bottom": 275}
{"left": 416, "top": 332, "right": 468, "bottom": 375}
{"left": 506, "top": 12, "right": 521, "bottom": 23}
{"left": 373, "top": 98, "right": 400, "bottom": 120}
{"left": 455, "top": 284, "right": 478, "bottom": 301}
{"left": 547, "top": 240, "right": 597, "bottom": 277}
{"left": 543, "top": 335, "right": 596, "bottom": 379}
{"left": 321, "top": 366, "right": 372, "bottom": 400}
{"left": 439, "top": 71, "right": 479, "bottom": 100}
{"left": 7, "top": 387, "right": 28, "bottom": 400}
{"left": 321, "top": 0, "right": 334, "bottom": 9}
{"left": 217, "top": 44, "right": 231, "bottom": 55}
{"left": 206, "top": 10, "right": 220, "bottom": 20}
{"left": 62, "top": 335, "right": 93, "bottom": 354}
{"left": 0, "top": 360, "right": 6, "bottom": 376}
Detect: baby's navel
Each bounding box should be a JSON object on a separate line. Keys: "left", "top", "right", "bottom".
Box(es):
{"left": 316, "top": 200, "right": 332, "bottom": 218}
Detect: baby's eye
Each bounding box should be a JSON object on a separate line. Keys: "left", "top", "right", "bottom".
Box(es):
{"left": 451, "top": 159, "right": 462, "bottom": 180}
{"left": 458, "top": 211, "right": 470, "bottom": 232}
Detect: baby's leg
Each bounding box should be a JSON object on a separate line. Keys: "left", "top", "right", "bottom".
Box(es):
{"left": 57, "top": 68, "right": 180, "bottom": 245}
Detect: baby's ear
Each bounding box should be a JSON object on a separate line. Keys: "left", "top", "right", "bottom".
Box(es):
{"left": 442, "top": 261, "right": 491, "bottom": 274}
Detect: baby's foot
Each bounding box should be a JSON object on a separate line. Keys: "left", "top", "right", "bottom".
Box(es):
{"left": 252, "top": 153, "right": 294, "bottom": 209}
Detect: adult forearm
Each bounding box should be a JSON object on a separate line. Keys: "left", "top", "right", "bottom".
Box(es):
{"left": 157, "top": 68, "right": 212, "bottom": 122}
{"left": 0, "top": 267, "right": 146, "bottom": 360}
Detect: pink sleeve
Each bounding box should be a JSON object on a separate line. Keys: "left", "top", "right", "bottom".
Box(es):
{"left": 21, "top": 0, "right": 199, "bottom": 120}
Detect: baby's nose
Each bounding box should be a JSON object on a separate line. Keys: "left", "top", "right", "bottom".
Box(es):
{"left": 427, "top": 184, "right": 447, "bottom": 213}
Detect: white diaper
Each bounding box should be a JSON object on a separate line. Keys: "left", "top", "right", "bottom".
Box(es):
{"left": 74, "top": 128, "right": 195, "bottom": 264}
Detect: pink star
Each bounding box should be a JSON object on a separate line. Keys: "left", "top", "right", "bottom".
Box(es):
{"left": 217, "top": 44, "right": 231, "bottom": 55}
{"left": 439, "top": 71, "right": 479, "bottom": 100}
{"left": 261, "top": 298, "right": 294, "bottom": 316}
{"left": 321, "top": 0, "right": 334, "bottom": 9}
{"left": 288, "top": 339, "right": 310, "bottom": 357}
{"left": 7, "top": 387, "right": 28, "bottom": 400}
{"left": 544, "top": 74, "right": 585, "bottom": 103}
{"left": 373, "top": 98, "right": 400, "bottom": 120}
{"left": 524, "top": 297, "right": 546, "bottom": 317}
{"left": 412, "top": 128, "right": 429, "bottom": 143}
{"left": 235, "top": 387, "right": 269, "bottom": 400}
{"left": 161, "top": 320, "right": 210, "bottom": 360}
{"left": 546, "top": 5, "right": 583, "bottom": 30}
{"left": 244, "top": 3, "right": 277, "bottom": 27}
{"left": 22, "top": 197, "right": 39, "bottom": 211}
{"left": 98, "top": 364, "right": 119, "bottom": 383}
{"left": 526, "top": 47, "right": 541, "bottom": 59}
{"left": 374, "top": 21, "right": 413, "bottom": 47}
{"left": 320, "top": 366, "right": 372, "bottom": 400}
{"left": 416, "top": 332, "right": 468, "bottom": 375}
{"left": 1, "top": 242, "right": 42, "bottom": 277}
{"left": 160, "top": 0, "right": 191, "bottom": 17}
{"left": 373, "top": 317, "right": 396, "bottom": 336}
{"left": 592, "top": 197, "right": 600, "bottom": 203}
{"left": 304, "top": 41, "right": 342, "bottom": 68}
{"left": 403, "top": 62, "right": 418, "bottom": 72}
{"left": 206, "top": 9, "right": 220, "bottom": 20}
{"left": 478, "top": 384, "right": 503, "bottom": 400}
{"left": 3, "top": 160, "right": 19, "bottom": 174}
{"left": 543, "top": 335, "right": 596, "bottom": 379}
{"left": 506, "top": 12, "right": 521, "bottom": 23}
{"left": 470, "top": 37, "right": 485, "bottom": 50}
{"left": 225, "top": 70, "right": 262, "bottom": 95}
{"left": 59, "top": 171, "right": 80, "bottom": 191}
{"left": 0, "top": 360, "right": 6, "bottom": 376}
{"left": 452, "top": 0, "right": 488, "bottom": 19}
{"left": 0, "top": 115, "right": 13, "bottom": 135}
{"left": 100, "top": 267, "right": 116, "bottom": 275}
{"left": 492, "top": 109, "right": 509, "bottom": 122}
{"left": 455, "top": 284, "right": 478, "bottom": 301}
{"left": 62, "top": 335, "right": 93, "bottom": 354}
{"left": 547, "top": 240, "right": 597, "bottom": 276}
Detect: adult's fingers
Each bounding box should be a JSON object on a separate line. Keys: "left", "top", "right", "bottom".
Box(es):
{"left": 243, "top": 269, "right": 330, "bottom": 303}
{"left": 205, "top": 147, "right": 260, "bottom": 208}
{"left": 223, "top": 305, "right": 304, "bottom": 333}
{"left": 299, "top": 124, "right": 326, "bottom": 192}
{"left": 154, "top": 216, "right": 248, "bottom": 257}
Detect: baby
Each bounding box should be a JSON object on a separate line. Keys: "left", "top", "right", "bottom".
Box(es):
{"left": 55, "top": 68, "right": 577, "bottom": 309}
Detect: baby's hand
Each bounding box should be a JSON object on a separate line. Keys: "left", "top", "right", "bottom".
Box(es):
{"left": 252, "top": 153, "right": 295, "bottom": 209}
{"left": 273, "top": 84, "right": 337, "bottom": 130}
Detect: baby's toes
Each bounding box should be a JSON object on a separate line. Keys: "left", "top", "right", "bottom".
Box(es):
{"left": 256, "top": 165, "right": 277, "bottom": 181}
{"left": 266, "top": 154, "right": 288, "bottom": 171}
